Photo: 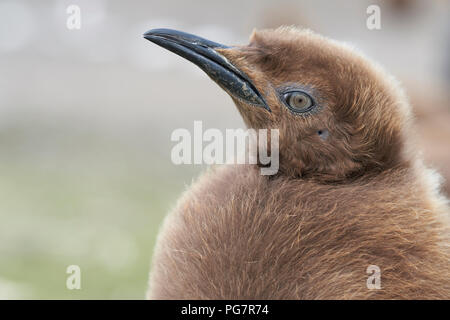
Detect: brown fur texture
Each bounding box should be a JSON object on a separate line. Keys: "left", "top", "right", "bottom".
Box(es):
{"left": 147, "top": 27, "right": 450, "bottom": 299}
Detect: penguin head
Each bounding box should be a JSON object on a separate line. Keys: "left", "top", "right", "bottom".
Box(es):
{"left": 144, "top": 27, "right": 412, "bottom": 181}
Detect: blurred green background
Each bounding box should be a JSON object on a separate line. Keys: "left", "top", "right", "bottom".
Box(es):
{"left": 0, "top": 0, "right": 449, "bottom": 299}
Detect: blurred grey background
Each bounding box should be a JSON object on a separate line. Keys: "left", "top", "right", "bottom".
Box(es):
{"left": 0, "top": 0, "right": 449, "bottom": 299}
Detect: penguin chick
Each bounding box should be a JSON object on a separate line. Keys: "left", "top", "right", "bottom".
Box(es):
{"left": 143, "top": 27, "right": 450, "bottom": 299}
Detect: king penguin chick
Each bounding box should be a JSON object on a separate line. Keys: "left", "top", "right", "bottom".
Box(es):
{"left": 143, "top": 27, "right": 450, "bottom": 299}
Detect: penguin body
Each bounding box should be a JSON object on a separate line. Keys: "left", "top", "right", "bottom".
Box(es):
{"left": 144, "top": 27, "right": 450, "bottom": 299}
{"left": 148, "top": 163, "right": 449, "bottom": 299}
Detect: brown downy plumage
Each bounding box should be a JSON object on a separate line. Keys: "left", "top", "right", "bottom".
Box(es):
{"left": 144, "top": 27, "right": 450, "bottom": 299}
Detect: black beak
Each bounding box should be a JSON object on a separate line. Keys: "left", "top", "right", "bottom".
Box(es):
{"left": 143, "top": 28, "right": 270, "bottom": 111}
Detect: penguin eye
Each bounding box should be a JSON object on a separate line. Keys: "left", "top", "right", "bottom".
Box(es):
{"left": 283, "top": 91, "right": 314, "bottom": 113}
